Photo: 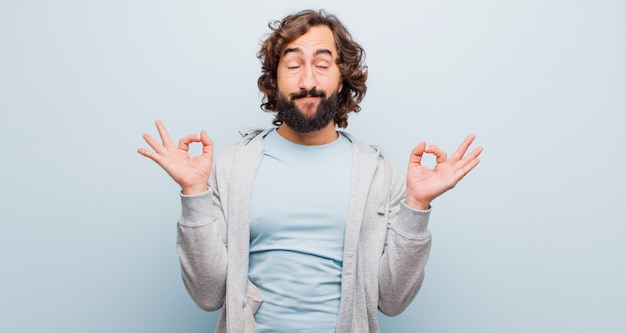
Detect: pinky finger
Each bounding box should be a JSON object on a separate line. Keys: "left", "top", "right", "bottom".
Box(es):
{"left": 456, "top": 156, "right": 481, "bottom": 179}
{"left": 137, "top": 147, "right": 161, "bottom": 164}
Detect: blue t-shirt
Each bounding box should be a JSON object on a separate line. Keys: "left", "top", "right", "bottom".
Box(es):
{"left": 248, "top": 129, "right": 352, "bottom": 332}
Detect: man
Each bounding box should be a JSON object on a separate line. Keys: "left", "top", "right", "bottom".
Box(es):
{"left": 138, "top": 9, "right": 482, "bottom": 333}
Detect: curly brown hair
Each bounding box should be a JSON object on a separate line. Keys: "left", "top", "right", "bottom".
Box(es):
{"left": 257, "top": 9, "right": 368, "bottom": 128}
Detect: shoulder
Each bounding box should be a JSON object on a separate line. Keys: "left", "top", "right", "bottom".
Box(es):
{"left": 339, "top": 131, "right": 379, "bottom": 156}
{"left": 340, "top": 130, "right": 404, "bottom": 180}
{"left": 339, "top": 131, "right": 392, "bottom": 166}
{"left": 234, "top": 127, "right": 273, "bottom": 149}
{"left": 216, "top": 127, "right": 274, "bottom": 160}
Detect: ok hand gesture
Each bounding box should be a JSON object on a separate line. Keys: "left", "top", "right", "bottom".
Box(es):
{"left": 137, "top": 120, "right": 214, "bottom": 195}
{"left": 405, "top": 134, "right": 483, "bottom": 210}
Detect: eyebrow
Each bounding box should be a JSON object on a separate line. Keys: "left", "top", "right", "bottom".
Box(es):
{"left": 282, "top": 47, "right": 333, "bottom": 57}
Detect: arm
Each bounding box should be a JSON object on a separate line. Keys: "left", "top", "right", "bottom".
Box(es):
{"left": 378, "top": 172, "right": 432, "bottom": 316}
{"left": 176, "top": 174, "right": 228, "bottom": 311}
{"left": 138, "top": 120, "right": 227, "bottom": 310}
{"left": 378, "top": 135, "right": 482, "bottom": 315}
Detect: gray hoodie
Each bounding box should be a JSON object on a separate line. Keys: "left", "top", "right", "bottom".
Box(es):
{"left": 177, "top": 128, "right": 432, "bottom": 332}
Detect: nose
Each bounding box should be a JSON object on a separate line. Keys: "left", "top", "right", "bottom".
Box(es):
{"left": 299, "top": 65, "right": 317, "bottom": 91}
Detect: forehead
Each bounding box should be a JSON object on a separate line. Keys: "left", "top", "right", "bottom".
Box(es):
{"left": 282, "top": 25, "right": 338, "bottom": 57}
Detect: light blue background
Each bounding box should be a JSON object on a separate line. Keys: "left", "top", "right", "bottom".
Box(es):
{"left": 1, "top": 0, "right": 624, "bottom": 332}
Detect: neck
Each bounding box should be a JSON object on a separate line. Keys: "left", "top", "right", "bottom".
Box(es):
{"left": 276, "top": 121, "right": 339, "bottom": 145}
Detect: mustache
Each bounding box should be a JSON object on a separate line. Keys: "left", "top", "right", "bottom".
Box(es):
{"left": 289, "top": 89, "right": 326, "bottom": 100}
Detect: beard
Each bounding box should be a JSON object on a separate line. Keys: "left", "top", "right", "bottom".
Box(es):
{"left": 275, "top": 89, "right": 339, "bottom": 133}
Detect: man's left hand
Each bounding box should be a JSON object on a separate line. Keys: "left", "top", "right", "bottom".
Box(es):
{"left": 405, "top": 134, "right": 483, "bottom": 210}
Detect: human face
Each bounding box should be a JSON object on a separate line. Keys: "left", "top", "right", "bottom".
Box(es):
{"left": 276, "top": 25, "right": 343, "bottom": 119}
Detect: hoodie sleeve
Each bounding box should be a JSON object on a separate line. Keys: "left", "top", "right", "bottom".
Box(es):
{"left": 176, "top": 168, "right": 228, "bottom": 312}
{"left": 377, "top": 169, "right": 432, "bottom": 316}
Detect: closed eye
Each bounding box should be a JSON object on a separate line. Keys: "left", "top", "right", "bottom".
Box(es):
{"left": 316, "top": 60, "right": 331, "bottom": 69}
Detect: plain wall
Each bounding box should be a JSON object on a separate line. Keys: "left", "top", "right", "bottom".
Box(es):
{"left": 1, "top": 0, "right": 624, "bottom": 332}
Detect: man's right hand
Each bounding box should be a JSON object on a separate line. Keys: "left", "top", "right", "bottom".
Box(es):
{"left": 137, "top": 120, "right": 214, "bottom": 195}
